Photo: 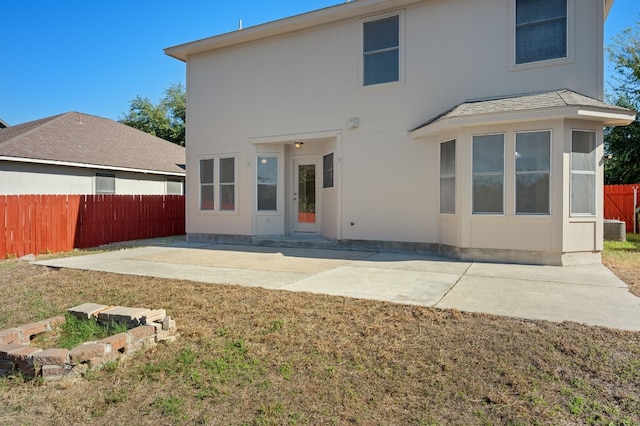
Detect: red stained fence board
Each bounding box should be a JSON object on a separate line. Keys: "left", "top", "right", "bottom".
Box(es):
{"left": 604, "top": 184, "right": 640, "bottom": 233}
{"left": 0, "top": 195, "right": 184, "bottom": 258}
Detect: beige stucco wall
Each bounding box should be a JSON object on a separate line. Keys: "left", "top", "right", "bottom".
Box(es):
{"left": 0, "top": 162, "right": 184, "bottom": 195}
{"left": 183, "top": 0, "right": 606, "bottom": 263}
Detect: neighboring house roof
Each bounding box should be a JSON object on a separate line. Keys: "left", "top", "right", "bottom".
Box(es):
{"left": 0, "top": 112, "right": 185, "bottom": 176}
{"left": 165, "top": 0, "right": 615, "bottom": 62}
{"left": 0, "top": 118, "right": 8, "bottom": 128}
{"left": 410, "top": 90, "right": 637, "bottom": 139}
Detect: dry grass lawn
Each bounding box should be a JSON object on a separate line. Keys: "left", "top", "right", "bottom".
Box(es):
{"left": 0, "top": 238, "right": 639, "bottom": 425}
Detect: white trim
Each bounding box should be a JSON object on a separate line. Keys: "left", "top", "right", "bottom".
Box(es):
{"left": 0, "top": 156, "right": 185, "bottom": 177}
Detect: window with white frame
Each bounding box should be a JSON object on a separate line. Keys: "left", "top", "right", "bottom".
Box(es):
{"left": 363, "top": 14, "right": 400, "bottom": 86}
{"left": 199, "top": 157, "right": 236, "bottom": 212}
{"left": 570, "top": 130, "right": 596, "bottom": 215}
{"left": 473, "top": 134, "right": 505, "bottom": 214}
{"left": 515, "top": 131, "right": 550, "bottom": 215}
{"left": 257, "top": 156, "right": 277, "bottom": 211}
{"left": 95, "top": 173, "right": 115, "bottom": 194}
{"left": 515, "top": 0, "right": 567, "bottom": 65}
{"left": 440, "top": 140, "right": 455, "bottom": 214}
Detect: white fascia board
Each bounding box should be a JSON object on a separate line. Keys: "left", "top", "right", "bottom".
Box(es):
{"left": 410, "top": 106, "right": 636, "bottom": 139}
{"left": 165, "top": 0, "right": 427, "bottom": 61}
{"left": 0, "top": 156, "right": 185, "bottom": 177}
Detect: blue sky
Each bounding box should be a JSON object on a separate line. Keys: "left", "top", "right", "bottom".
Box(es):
{"left": 1, "top": 0, "right": 638, "bottom": 126}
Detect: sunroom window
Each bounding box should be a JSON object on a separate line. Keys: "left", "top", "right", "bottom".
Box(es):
{"left": 515, "top": 131, "right": 550, "bottom": 215}
{"left": 473, "top": 134, "right": 505, "bottom": 214}
{"left": 570, "top": 131, "right": 596, "bottom": 216}
{"left": 440, "top": 140, "right": 456, "bottom": 214}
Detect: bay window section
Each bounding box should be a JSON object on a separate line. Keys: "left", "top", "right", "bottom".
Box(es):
{"left": 515, "top": 131, "right": 550, "bottom": 215}
{"left": 473, "top": 134, "right": 504, "bottom": 214}
{"left": 570, "top": 131, "right": 596, "bottom": 216}
{"left": 258, "top": 156, "right": 278, "bottom": 211}
{"left": 440, "top": 140, "right": 456, "bottom": 214}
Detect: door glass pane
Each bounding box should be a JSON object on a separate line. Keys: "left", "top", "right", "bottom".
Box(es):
{"left": 298, "top": 164, "right": 316, "bottom": 224}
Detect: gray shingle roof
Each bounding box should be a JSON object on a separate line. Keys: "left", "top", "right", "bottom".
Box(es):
{"left": 412, "top": 89, "right": 635, "bottom": 133}
{"left": 0, "top": 112, "right": 185, "bottom": 175}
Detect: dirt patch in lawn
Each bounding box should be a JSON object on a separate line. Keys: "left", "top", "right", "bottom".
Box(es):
{"left": 0, "top": 260, "right": 639, "bottom": 425}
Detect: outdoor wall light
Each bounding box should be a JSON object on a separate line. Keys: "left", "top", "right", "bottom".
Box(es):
{"left": 294, "top": 142, "right": 304, "bottom": 148}
{"left": 347, "top": 117, "right": 359, "bottom": 129}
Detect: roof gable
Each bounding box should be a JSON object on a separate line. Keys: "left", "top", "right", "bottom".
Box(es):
{"left": 0, "top": 112, "right": 185, "bottom": 175}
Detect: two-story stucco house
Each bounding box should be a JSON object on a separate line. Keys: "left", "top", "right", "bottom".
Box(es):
{"left": 166, "top": 0, "right": 635, "bottom": 265}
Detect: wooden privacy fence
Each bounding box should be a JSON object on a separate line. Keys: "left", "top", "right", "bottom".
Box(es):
{"left": 0, "top": 195, "right": 185, "bottom": 259}
{"left": 604, "top": 184, "right": 639, "bottom": 233}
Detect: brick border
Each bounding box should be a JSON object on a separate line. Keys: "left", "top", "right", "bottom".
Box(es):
{"left": 0, "top": 303, "right": 177, "bottom": 381}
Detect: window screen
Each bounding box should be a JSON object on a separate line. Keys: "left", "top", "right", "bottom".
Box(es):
{"left": 473, "top": 134, "right": 505, "bottom": 214}
{"left": 363, "top": 15, "right": 400, "bottom": 86}
{"left": 515, "top": 131, "right": 550, "bottom": 214}
{"left": 515, "top": 0, "right": 567, "bottom": 64}
{"left": 571, "top": 131, "right": 596, "bottom": 215}
{"left": 96, "top": 173, "right": 115, "bottom": 194}
{"left": 323, "top": 153, "right": 334, "bottom": 189}
{"left": 440, "top": 140, "right": 456, "bottom": 214}
{"left": 200, "top": 159, "right": 214, "bottom": 210}
{"left": 257, "top": 157, "right": 277, "bottom": 211}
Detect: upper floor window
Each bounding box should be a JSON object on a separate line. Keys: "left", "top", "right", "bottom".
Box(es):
{"left": 363, "top": 15, "right": 400, "bottom": 86}
{"left": 515, "top": 0, "right": 567, "bottom": 65}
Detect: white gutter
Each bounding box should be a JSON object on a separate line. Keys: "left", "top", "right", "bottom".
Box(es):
{"left": 0, "top": 156, "right": 185, "bottom": 177}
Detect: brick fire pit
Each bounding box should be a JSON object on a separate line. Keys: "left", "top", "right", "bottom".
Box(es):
{"left": 0, "top": 303, "right": 177, "bottom": 381}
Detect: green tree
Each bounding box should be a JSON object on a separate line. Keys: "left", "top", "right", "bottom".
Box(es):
{"left": 120, "top": 83, "right": 186, "bottom": 146}
{"left": 605, "top": 22, "right": 640, "bottom": 184}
